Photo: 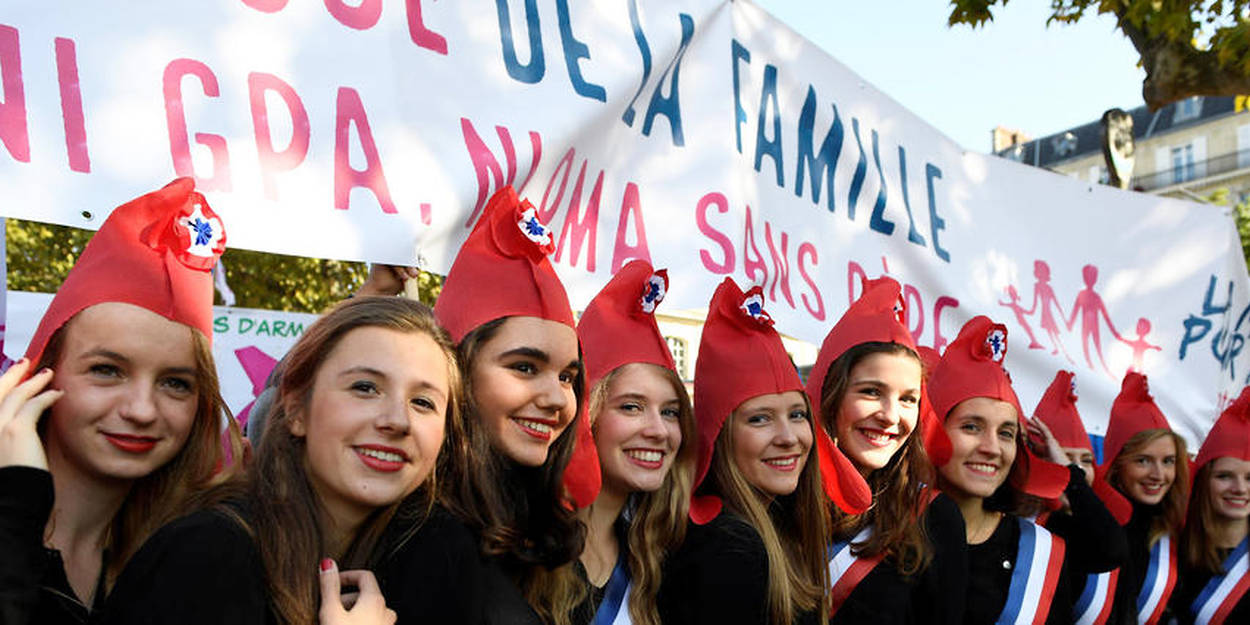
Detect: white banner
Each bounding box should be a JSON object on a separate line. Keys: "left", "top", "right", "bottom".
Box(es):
{"left": 5, "top": 292, "right": 314, "bottom": 419}
{"left": 1, "top": 1, "right": 1247, "bottom": 444}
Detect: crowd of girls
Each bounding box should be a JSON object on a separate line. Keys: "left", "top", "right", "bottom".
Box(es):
{"left": 1, "top": 180, "right": 1248, "bottom": 625}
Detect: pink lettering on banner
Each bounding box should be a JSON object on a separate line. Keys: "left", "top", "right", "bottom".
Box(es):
{"left": 324, "top": 0, "right": 382, "bottom": 30}
{"left": 241, "top": 0, "right": 288, "bottom": 13}
{"left": 163, "top": 58, "right": 231, "bottom": 191}
{"left": 0, "top": 25, "right": 29, "bottom": 164}
{"left": 460, "top": 118, "right": 542, "bottom": 227}
{"left": 55, "top": 37, "right": 88, "bottom": 173}
{"left": 764, "top": 222, "right": 793, "bottom": 308}
{"left": 553, "top": 161, "right": 601, "bottom": 272}
{"left": 540, "top": 148, "right": 576, "bottom": 223}
{"left": 248, "top": 72, "right": 310, "bottom": 200}
{"left": 797, "top": 242, "right": 823, "bottom": 320}
{"left": 406, "top": 0, "right": 448, "bottom": 54}
{"left": 742, "top": 204, "right": 767, "bottom": 287}
{"left": 612, "top": 182, "right": 650, "bottom": 272}
{"left": 333, "top": 87, "right": 395, "bottom": 213}
{"left": 696, "top": 192, "right": 734, "bottom": 274}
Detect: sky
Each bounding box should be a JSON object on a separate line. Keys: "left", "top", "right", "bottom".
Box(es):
{"left": 752, "top": 1, "right": 1148, "bottom": 152}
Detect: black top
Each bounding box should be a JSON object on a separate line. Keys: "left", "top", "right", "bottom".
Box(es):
{"left": 1044, "top": 465, "right": 1131, "bottom": 616}
{"left": 374, "top": 503, "right": 541, "bottom": 625}
{"left": 97, "top": 505, "right": 273, "bottom": 625}
{"left": 965, "top": 513, "right": 1073, "bottom": 625}
{"left": 1170, "top": 546, "right": 1250, "bottom": 625}
{"left": 0, "top": 466, "right": 103, "bottom": 625}
{"left": 1106, "top": 502, "right": 1174, "bottom": 625}
{"left": 657, "top": 511, "right": 818, "bottom": 625}
{"left": 570, "top": 515, "right": 631, "bottom": 625}
{"left": 830, "top": 492, "right": 967, "bottom": 625}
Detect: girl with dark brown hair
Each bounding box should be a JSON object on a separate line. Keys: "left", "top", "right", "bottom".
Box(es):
{"left": 0, "top": 179, "right": 242, "bottom": 625}
{"left": 804, "top": 278, "right": 966, "bottom": 625}
{"left": 99, "top": 295, "right": 459, "bottom": 625}
{"left": 377, "top": 186, "right": 589, "bottom": 625}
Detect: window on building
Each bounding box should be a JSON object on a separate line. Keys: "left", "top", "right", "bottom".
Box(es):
{"left": 1174, "top": 97, "right": 1203, "bottom": 123}
{"left": 665, "top": 336, "right": 688, "bottom": 379}
{"left": 1171, "top": 144, "right": 1196, "bottom": 183}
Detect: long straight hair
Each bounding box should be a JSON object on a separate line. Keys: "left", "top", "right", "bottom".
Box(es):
{"left": 1181, "top": 461, "right": 1244, "bottom": 574}
{"left": 586, "top": 365, "right": 695, "bottom": 625}
{"left": 228, "top": 296, "right": 461, "bottom": 625}
{"left": 820, "top": 342, "right": 934, "bottom": 576}
{"left": 1107, "top": 428, "right": 1190, "bottom": 545}
{"left": 707, "top": 400, "right": 830, "bottom": 625}
{"left": 441, "top": 317, "right": 587, "bottom": 625}
{"left": 37, "top": 319, "right": 243, "bottom": 586}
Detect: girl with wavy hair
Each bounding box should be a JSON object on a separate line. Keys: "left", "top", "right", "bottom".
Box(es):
{"left": 570, "top": 260, "right": 696, "bottom": 625}
{"left": 805, "top": 277, "right": 966, "bottom": 625}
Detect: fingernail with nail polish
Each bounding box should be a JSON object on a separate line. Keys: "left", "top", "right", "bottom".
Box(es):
{"left": 320, "top": 558, "right": 333, "bottom": 572}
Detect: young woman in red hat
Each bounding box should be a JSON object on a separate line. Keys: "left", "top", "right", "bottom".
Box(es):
{"left": 98, "top": 295, "right": 454, "bottom": 625}
{"left": 377, "top": 186, "right": 590, "bottom": 625}
{"left": 571, "top": 260, "right": 696, "bottom": 625}
{"left": 805, "top": 277, "right": 967, "bottom": 625}
{"left": 658, "top": 278, "right": 870, "bottom": 625}
{"left": 1100, "top": 372, "right": 1189, "bottom": 625}
{"left": 928, "top": 316, "right": 1074, "bottom": 625}
{"left": 1171, "top": 386, "right": 1250, "bottom": 625}
{"left": 1028, "top": 370, "right": 1131, "bottom": 625}
{"left": 0, "top": 179, "right": 243, "bottom": 625}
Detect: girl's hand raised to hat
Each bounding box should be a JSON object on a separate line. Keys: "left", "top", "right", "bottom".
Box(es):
{"left": 0, "top": 359, "right": 63, "bottom": 470}
{"left": 1026, "top": 416, "right": 1068, "bottom": 467}
{"left": 318, "top": 560, "right": 396, "bottom": 625}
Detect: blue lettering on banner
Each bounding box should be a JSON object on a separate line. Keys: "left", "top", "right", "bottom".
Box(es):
{"left": 555, "top": 0, "right": 605, "bottom": 102}
{"left": 496, "top": 0, "right": 544, "bottom": 84}
{"left": 754, "top": 64, "right": 783, "bottom": 185}
{"left": 622, "top": 0, "right": 652, "bottom": 126}
{"left": 847, "top": 118, "right": 867, "bottom": 220}
{"left": 731, "top": 40, "right": 750, "bottom": 153}
{"left": 640, "top": 13, "right": 693, "bottom": 146}
{"left": 1179, "top": 276, "right": 1248, "bottom": 382}
{"left": 794, "top": 86, "right": 842, "bottom": 213}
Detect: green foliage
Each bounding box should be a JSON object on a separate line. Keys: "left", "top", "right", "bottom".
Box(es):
{"left": 1204, "top": 188, "right": 1250, "bottom": 273}
{"left": 4, "top": 219, "right": 443, "bottom": 313}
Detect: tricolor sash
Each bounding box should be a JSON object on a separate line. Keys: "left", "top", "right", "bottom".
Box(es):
{"left": 996, "top": 517, "right": 1066, "bottom": 625}
{"left": 1189, "top": 537, "right": 1250, "bottom": 625}
{"left": 1073, "top": 569, "right": 1119, "bottom": 625}
{"left": 827, "top": 526, "right": 886, "bottom": 616}
{"left": 592, "top": 557, "right": 633, "bottom": 625}
{"left": 1134, "top": 534, "right": 1177, "bottom": 625}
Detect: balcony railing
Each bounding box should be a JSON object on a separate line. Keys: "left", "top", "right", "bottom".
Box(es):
{"left": 1130, "top": 149, "right": 1250, "bottom": 191}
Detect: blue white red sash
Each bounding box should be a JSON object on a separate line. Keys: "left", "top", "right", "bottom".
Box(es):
{"left": 1134, "top": 534, "right": 1177, "bottom": 625}
{"left": 1073, "top": 569, "right": 1119, "bottom": 625}
{"left": 996, "top": 517, "right": 1066, "bottom": 625}
{"left": 827, "top": 526, "right": 885, "bottom": 616}
{"left": 592, "top": 556, "right": 633, "bottom": 625}
{"left": 1189, "top": 537, "right": 1250, "bottom": 625}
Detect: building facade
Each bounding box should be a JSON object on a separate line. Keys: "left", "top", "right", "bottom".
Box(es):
{"left": 994, "top": 96, "right": 1250, "bottom": 203}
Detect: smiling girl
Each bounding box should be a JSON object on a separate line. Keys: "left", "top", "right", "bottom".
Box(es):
{"left": 928, "top": 316, "right": 1073, "bottom": 625}
{"left": 804, "top": 277, "right": 966, "bottom": 625}
{"left": 658, "top": 278, "right": 869, "bottom": 625}
{"left": 1101, "top": 372, "right": 1190, "bottom": 625}
{"left": 572, "top": 260, "right": 696, "bottom": 625}
{"left": 1172, "top": 386, "right": 1250, "bottom": 625}
{"left": 0, "top": 179, "right": 240, "bottom": 625}
{"left": 378, "top": 186, "right": 589, "bottom": 625}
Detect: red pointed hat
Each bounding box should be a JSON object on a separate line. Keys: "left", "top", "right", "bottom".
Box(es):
{"left": 805, "top": 276, "right": 951, "bottom": 470}
{"left": 25, "top": 178, "right": 226, "bottom": 364}
{"left": 1034, "top": 370, "right": 1132, "bottom": 524}
{"left": 577, "top": 260, "right": 675, "bottom": 389}
{"left": 928, "top": 316, "right": 1068, "bottom": 500}
{"left": 432, "top": 185, "right": 575, "bottom": 343}
{"left": 689, "top": 278, "right": 870, "bottom": 524}
{"left": 1034, "top": 371, "right": 1089, "bottom": 451}
{"left": 1194, "top": 385, "right": 1250, "bottom": 470}
{"left": 1101, "top": 372, "right": 1171, "bottom": 470}
{"left": 570, "top": 260, "right": 675, "bottom": 508}
{"left": 914, "top": 345, "right": 953, "bottom": 466}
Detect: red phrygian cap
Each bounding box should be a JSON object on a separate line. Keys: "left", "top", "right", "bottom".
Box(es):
{"left": 1100, "top": 372, "right": 1172, "bottom": 472}
{"left": 26, "top": 178, "right": 226, "bottom": 364}
{"left": 1033, "top": 370, "right": 1131, "bottom": 524}
{"left": 928, "top": 316, "right": 1069, "bottom": 500}
{"left": 432, "top": 186, "right": 596, "bottom": 508}
{"left": 805, "top": 277, "right": 950, "bottom": 473}
{"left": 689, "top": 278, "right": 870, "bottom": 524}
{"left": 572, "top": 260, "right": 676, "bottom": 508}
{"left": 1194, "top": 385, "right": 1250, "bottom": 471}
